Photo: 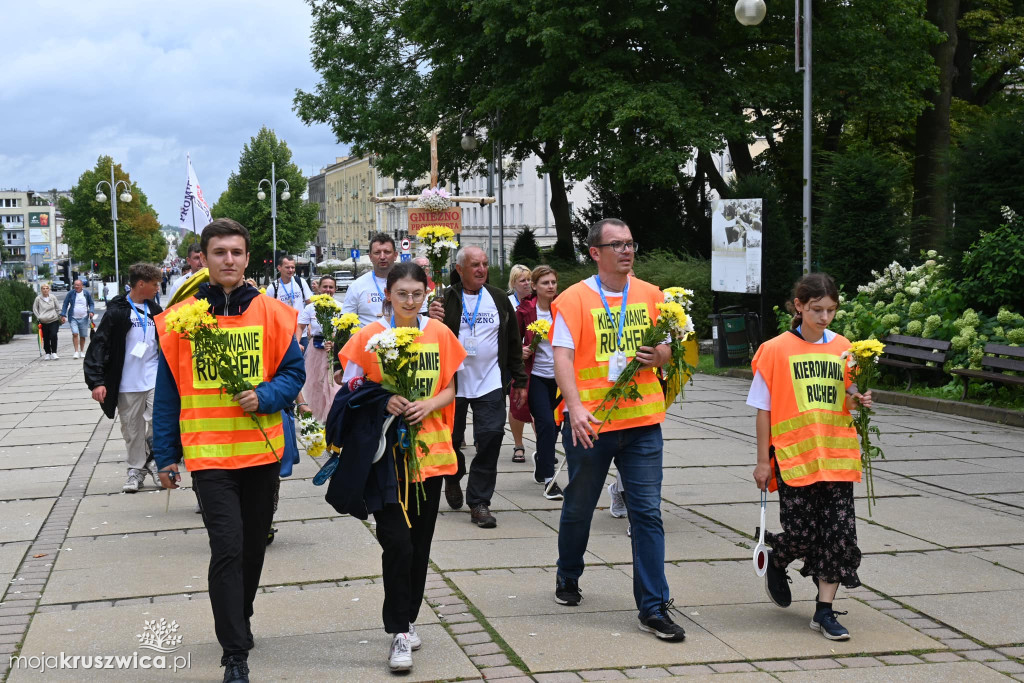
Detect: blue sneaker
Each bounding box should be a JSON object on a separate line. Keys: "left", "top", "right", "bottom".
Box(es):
{"left": 810, "top": 607, "right": 851, "bottom": 640}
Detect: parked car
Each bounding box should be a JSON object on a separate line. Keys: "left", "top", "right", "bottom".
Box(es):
{"left": 50, "top": 279, "right": 68, "bottom": 291}
{"left": 332, "top": 271, "right": 355, "bottom": 292}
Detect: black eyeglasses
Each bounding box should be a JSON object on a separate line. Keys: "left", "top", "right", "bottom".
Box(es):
{"left": 595, "top": 241, "right": 639, "bottom": 254}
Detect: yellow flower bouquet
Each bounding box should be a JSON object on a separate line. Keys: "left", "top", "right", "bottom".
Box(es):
{"left": 164, "top": 299, "right": 278, "bottom": 460}
{"left": 591, "top": 300, "right": 696, "bottom": 434}
{"left": 526, "top": 318, "right": 551, "bottom": 353}
{"left": 842, "top": 339, "right": 886, "bottom": 513}
{"left": 417, "top": 225, "right": 458, "bottom": 302}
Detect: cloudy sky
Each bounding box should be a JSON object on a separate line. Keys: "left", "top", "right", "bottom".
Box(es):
{"left": 2, "top": 0, "right": 346, "bottom": 224}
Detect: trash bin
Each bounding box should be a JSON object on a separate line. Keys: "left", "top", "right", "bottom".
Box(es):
{"left": 19, "top": 311, "right": 33, "bottom": 336}
{"left": 708, "top": 307, "right": 751, "bottom": 367}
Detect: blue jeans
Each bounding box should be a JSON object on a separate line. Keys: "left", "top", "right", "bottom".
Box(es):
{"left": 527, "top": 375, "right": 558, "bottom": 481}
{"left": 556, "top": 422, "right": 669, "bottom": 618}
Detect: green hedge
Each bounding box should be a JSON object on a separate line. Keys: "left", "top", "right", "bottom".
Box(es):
{"left": 0, "top": 281, "right": 37, "bottom": 344}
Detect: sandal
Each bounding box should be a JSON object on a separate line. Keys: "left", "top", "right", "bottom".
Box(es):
{"left": 512, "top": 446, "right": 526, "bottom": 463}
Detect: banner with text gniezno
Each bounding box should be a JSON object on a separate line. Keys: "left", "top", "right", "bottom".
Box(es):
{"left": 407, "top": 207, "right": 462, "bottom": 235}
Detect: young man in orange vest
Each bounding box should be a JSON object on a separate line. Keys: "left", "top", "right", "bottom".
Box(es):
{"left": 152, "top": 218, "right": 305, "bottom": 683}
{"left": 550, "top": 218, "right": 685, "bottom": 642}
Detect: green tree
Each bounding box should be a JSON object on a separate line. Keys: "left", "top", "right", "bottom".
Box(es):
{"left": 509, "top": 228, "right": 542, "bottom": 267}
{"left": 816, "top": 148, "right": 912, "bottom": 292}
{"left": 59, "top": 156, "right": 168, "bottom": 281}
{"left": 176, "top": 231, "right": 201, "bottom": 259}
{"left": 211, "top": 127, "right": 320, "bottom": 276}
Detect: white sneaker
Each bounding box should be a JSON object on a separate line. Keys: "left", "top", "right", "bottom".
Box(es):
{"left": 608, "top": 481, "right": 627, "bottom": 518}
{"left": 407, "top": 623, "right": 422, "bottom": 650}
{"left": 51, "top": 353, "right": 59, "bottom": 360}
{"left": 42, "top": 354, "right": 51, "bottom": 361}
{"left": 73, "top": 351, "right": 80, "bottom": 359}
{"left": 388, "top": 633, "right": 413, "bottom": 671}
{"left": 122, "top": 469, "right": 143, "bottom": 493}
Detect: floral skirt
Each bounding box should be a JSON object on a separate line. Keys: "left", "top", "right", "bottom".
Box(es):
{"left": 303, "top": 346, "right": 341, "bottom": 424}
{"left": 765, "top": 459, "right": 862, "bottom": 588}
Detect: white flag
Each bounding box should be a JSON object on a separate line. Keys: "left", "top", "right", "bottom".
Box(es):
{"left": 179, "top": 153, "right": 213, "bottom": 233}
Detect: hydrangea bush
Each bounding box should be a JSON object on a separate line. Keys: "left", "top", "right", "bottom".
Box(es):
{"left": 775, "top": 251, "right": 1024, "bottom": 373}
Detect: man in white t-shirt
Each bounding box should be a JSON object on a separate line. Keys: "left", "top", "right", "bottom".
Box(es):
{"left": 341, "top": 233, "right": 398, "bottom": 326}
{"left": 266, "top": 255, "right": 313, "bottom": 347}
{"left": 429, "top": 246, "right": 528, "bottom": 528}
{"left": 83, "top": 263, "right": 163, "bottom": 494}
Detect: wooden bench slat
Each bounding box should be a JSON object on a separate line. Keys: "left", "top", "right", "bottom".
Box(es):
{"left": 878, "top": 358, "right": 945, "bottom": 371}
{"left": 984, "top": 343, "right": 1024, "bottom": 359}
{"left": 951, "top": 368, "right": 1024, "bottom": 384}
{"left": 982, "top": 356, "right": 1024, "bottom": 373}
{"left": 882, "top": 345, "right": 949, "bottom": 363}
{"left": 885, "top": 335, "right": 951, "bottom": 351}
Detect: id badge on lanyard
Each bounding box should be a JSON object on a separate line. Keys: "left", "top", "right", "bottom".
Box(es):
{"left": 595, "top": 275, "right": 630, "bottom": 383}
{"left": 461, "top": 289, "right": 483, "bottom": 357}
{"left": 607, "top": 349, "right": 627, "bottom": 382}
{"left": 129, "top": 299, "right": 149, "bottom": 358}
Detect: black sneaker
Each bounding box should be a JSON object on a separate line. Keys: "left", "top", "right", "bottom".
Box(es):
{"left": 543, "top": 482, "right": 564, "bottom": 500}
{"left": 554, "top": 574, "right": 582, "bottom": 606}
{"left": 810, "top": 607, "right": 851, "bottom": 640}
{"left": 764, "top": 550, "right": 792, "bottom": 608}
{"left": 532, "top": 451, "right": 544, "bottom": 484}
{"left": 221, "top": 655, "right": 250, "bottom": 682}
{"left": 639, "top": 601, "right": 686, "bottom": 642}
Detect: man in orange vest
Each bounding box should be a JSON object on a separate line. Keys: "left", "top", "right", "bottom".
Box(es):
{"left": 152, "top": 218, "right": 305, "bottom": 683}
{"left": 550, "top": 218, "right": 685, "bottom": 642}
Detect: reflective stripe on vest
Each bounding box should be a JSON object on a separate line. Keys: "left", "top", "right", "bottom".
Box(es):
{"left": 551, "top": 278, "right": 667, "bottom": 433}
{"left": 751, "top": 332, "right": 861, "bottom": 489}
{"left": 156, "top": 295, "right": 297, "bottom": 471}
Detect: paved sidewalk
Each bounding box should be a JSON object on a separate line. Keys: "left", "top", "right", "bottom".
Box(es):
{"left": 0, "top": 332, "right": 1022, "bottom": 681}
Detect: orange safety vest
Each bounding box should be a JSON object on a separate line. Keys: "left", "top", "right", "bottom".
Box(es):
{"left": 339, "top": 319, "right": 466, "bottom": 480}
{"left": 549, "top": 276, "right": 666, "bottom": 433}
{"left": 751, "top": 331, "right": 862, "bottom": 490}
{"left": 156, "top": 295, "right": 297, "bottom": 471}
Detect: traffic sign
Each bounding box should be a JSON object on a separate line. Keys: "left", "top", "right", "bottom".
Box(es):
{"left": 400, "top": 253, "right": 412, "bottom": 262}
{"left": 400, "top": 238, "right": 411, "bottom": 252}
{"left": 350, "top": 249, "right": 360, "bottom": 259}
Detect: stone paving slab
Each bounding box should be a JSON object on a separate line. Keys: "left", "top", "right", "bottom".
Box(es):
{"left": 451, "top": 566, "right": 638, "bottom": 617}
{"left": 966, "top": 545, "right": 1024, "bottom": 573}
{"left": 43, "top": 518, "right": 381, "bottom": 604}
{"left": 489, "top": 609, "right": 743, "bottom": 672}
{"left": 860, "top": 549, "right": 1024, "bottom": 596}
{"left": 903, "top": 590, "right": 1024, "bottom": 646}
{"left": 775, "top": 661, "right": 1007, "bottom": 682}
{"left": 430, "top": 535, "right": 601, "bottom": 571}
{"left": 0, "top": 426, "right": 97, "bottom": 447}
{"left": 664, "top": 562, "right": 819, "bottom": 608}
{"left": 0, "top": 445, "right": 83, "bottom": 469}
{"left": 587, "top": 529, "right": 749, "bottom": 564}
{"left": 68, "top": 489, "right": 204, "bottom": 537}
{"left": 0, "top": 499, "right": 56, "bottom": 543}
{"left": 434, "top": 510, "right": 556, "bottom": 542}
{"left": 14, "top": 588, "right": 469, "bottom": 682}
{"left": 913, "top": 472, "right": 1024, "bottom": 494}
{"left": 684, "top": 600, "right": 942, "bottom": 661}
{"left": 0, "top": 466, "right": 73, "bottom": 500}
{"left": 855, "top": 496, "right": 1024, "bottom": 546}
{"left": 18, "top": 412, "right": 104, "bottom": 428}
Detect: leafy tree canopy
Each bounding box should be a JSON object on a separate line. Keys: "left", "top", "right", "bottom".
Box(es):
{"left": 210, "top": 127, "right": 320, "bottom": 275}
{"left": 59, "top": 156, "right": 168, "bottom": 280}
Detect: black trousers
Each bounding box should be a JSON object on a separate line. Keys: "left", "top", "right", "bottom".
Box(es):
{"left": 372, "top": 475, "right": 443, "bottom": 633}
{"left": 766, "top": 456, "right": 862, "bottom": 588}
{"left": 41, "top": 320, "right": 59, "bottom": 354}
{"left": 446, "top": 388, "right": 506, "bottom": 507}
{"left": 193, "top": 462, "right": 281, "bottom": 660}
{"left": 527, "top": 375, "right": 559, "bottom": 481}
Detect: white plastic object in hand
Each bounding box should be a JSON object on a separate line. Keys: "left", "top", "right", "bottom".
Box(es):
{"left": 374, "top": 415, "right": 397, "bottom": 464}
{"left": 753, "top": 488, "right": 768, "bottom": 577}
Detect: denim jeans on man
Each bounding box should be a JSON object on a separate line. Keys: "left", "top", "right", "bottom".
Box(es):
{"left": 556, "top": 422, "right": 669, "bottom": 618}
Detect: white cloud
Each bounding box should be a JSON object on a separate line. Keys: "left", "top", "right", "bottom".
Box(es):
{"left": 1, "top": 0, "right": 345, "bottom": 226}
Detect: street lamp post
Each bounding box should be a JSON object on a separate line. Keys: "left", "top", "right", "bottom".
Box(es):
{"left": 736, "top": 0, "right": 811, "bottom": 274}
{"left": 95, "top": 162, "right": 133, "bottom": 286}
{"left": 256, "top": 162, "right": 291, "bottom": 270}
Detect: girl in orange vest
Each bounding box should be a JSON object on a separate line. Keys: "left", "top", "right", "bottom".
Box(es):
{"left": 338, "top": 261, "right": 466, "bottom": 673}
{"left": 748, "top": 273, "right": 872, "bottom": 641}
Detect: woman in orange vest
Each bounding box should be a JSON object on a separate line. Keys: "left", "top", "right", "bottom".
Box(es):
{"left": 748, "top": 273, "right": 872, "bottom": 642}
{"left": 338, "top": 261, "right": 466, "bottom": 673}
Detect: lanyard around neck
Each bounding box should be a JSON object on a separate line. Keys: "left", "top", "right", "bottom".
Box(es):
{"left": 461, "top": 289, "right": 484, "bottom": 336}
{"left": 128, "top": 297, "right": 149, "bottom": 338}
{"left": 594, "top": 275, "right": 629, "bottom": 351}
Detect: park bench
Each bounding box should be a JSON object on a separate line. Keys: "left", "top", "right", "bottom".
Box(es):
{"left": 877, "top": 335, "right": 951, "bottom": 389}
{"left": 950, "top": 343, "right": 1024, "bottom": 399}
